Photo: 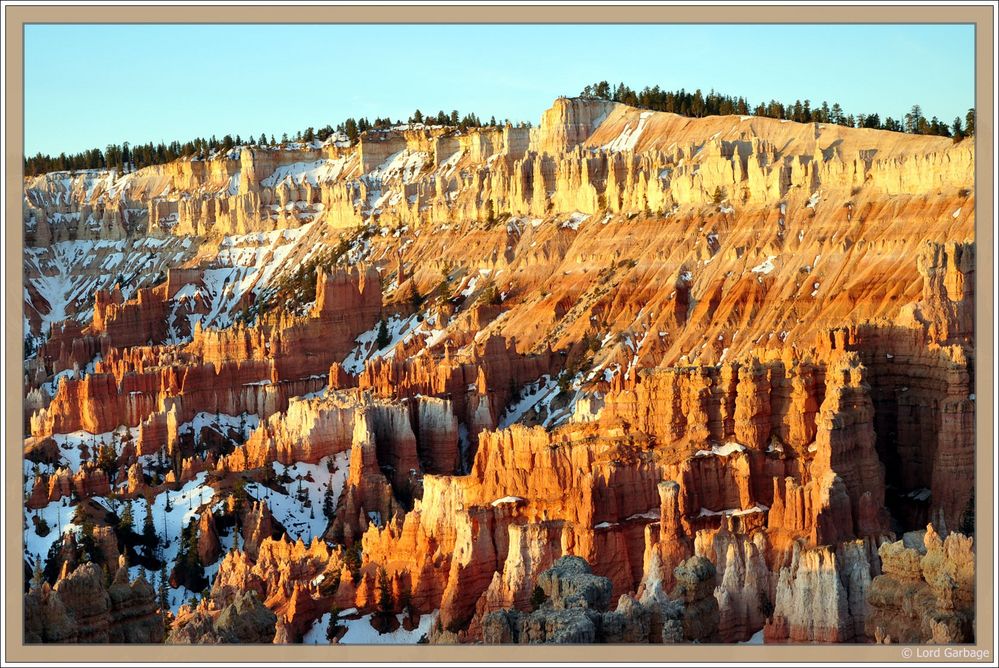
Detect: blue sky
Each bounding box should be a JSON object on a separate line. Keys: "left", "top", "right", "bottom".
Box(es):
{"left": 25, "top": 23, "right": 975, "bottom": 156}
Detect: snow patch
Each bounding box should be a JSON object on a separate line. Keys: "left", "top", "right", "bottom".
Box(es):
{"left": 694, "top": 442, "right": 747, "bottom": 458}
{"left": 697, "top": 504, "right": 769, "bottom": 518}
{"left": 261, "top": 158, "right": 352, "bottom": 188}
{"left": 342, "top": 314, "right": 425, "bottom": 375}
{"left": 560, "top": 212, "right": 591, "bottom": 231}
{"left": 739, "top": 629, "right": 765, "bottom": 644}
{"left": 602, "top": 111, "right": 654, "bottom": 152}
{"left": 491, "top": 496, "right": 526, "bottom": 507}
{"left": 750, "top": 256, "right": 777, "bottom": 275}
{"left": 499, "top": 375, "right": 560, "bottom": 429}
{"left": 245, "top": 452, "right": 350, "bottom": 542}
{"left": 338, "top": 612, "right": 436, "bottom": 644}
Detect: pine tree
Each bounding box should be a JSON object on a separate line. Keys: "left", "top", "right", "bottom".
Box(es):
{"left": 398, "top": 577, "right": 412, "bottom": 616}
{"left": 375, "top": 318, "right": 391, "bottom": 350}
{"left": 323, "top": 476, "right": 337, "bottom": 519}
{"left": 377, "top": 567, "right": 393, "bottom": 614}
{"left": 143, "top": 498, "right": 157, "bottom": 544}
{"left": 344, "top": 119, "right": 359, "bottom": 142}
{"left": 232, "top": 478, "right": 247, "bottom": 517}
{"left": 965, "top": 108, "right": 976, "bottom": 136}
{"left": 904, "top": 104, "right": 924, "bottom": 134}
{"left": 482, "top": 280, "right": 502, "bottom": 305}
{"left": 157, "top": 566, "right": 171, "bottom": 635}
{"left": 408, "top": 282, "right": 423, "bottom": 310}
{"left": 344, "top": 544, "right": 362, "bottom": 583}
{"left": 119, "top": 502, "right": 134, "bottom": 533}
{"left": 952, "top": 117, "right": 965, "bottom": 141}
{"left": 80, "top": 519, "right": 96, "bottom": 563}
{"left": 830, "top": 102, "right": 844, "bottom": 125}
{"left": 96, "top": 443, "right": 118, "bottom": 478}
{"left": 326, "top": 605, "right": 342, "bottom": 642}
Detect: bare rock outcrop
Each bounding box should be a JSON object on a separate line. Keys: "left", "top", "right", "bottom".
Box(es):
{"left": 764, "top": 539, "right": 874, "bottom": 643}
{"left": 479, "top": 555, "right": 717, "bottom": 644}
{"left": 866, "top": 525, "right": 975, "bottom": 644}
{"left": 166, "top": 590, "right": 277, "bottom": 644}
{"left": 24, "top": 559, "right": 163, "bottom": 644}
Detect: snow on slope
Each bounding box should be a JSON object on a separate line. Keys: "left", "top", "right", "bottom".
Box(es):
{"left": 341, "top": 314, "right": 438, "bottom": 375}
{"left": 245, "top": 451, "right": 350, "bottom": 542}
{"left": 24, "top": 236, "right": 194, "bottom": 340}
{"left": 602, "top": 111, "right": 654, "bottom": 152}
{"left": 362, "top": 150, "right": 430, "bottom": 212}
{"left": 22, "top": 472, "right": 216, "bottom": 607}
{"left": 24, "top": 170, "right": 133, "bottom": 209}
{"left": 499, "top": 375, "right": 560, "bottom": 429}
{"left": 191, "top": 222, "right": 321, "bottom": 331}
{"left": 304, "top": 609, "right": 435, "bottom": 644}
{"left": 261, "top": 157, "right": 353, "bottom": 188}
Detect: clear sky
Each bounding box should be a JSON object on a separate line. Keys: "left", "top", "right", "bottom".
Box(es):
{"left": 25, "top": 23, "right": 975, "bottom": 156}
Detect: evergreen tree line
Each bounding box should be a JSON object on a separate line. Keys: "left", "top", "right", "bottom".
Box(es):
{"left": 26, "top": 83, "right": 975, "bottom": 178}
{"left": 405, "top": 107, "right": 530, "bottom": 131}
{"left": 579, "top": 81, "right": 975, "bottom": 141}
{"left": 23, "top": 106, "right": 502, "bottom": 178}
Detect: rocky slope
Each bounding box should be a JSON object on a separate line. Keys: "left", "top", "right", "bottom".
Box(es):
{"left": 22, "top": 97, "right": 975, "bottom": 645}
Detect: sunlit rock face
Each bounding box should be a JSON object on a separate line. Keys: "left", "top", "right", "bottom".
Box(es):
{"left": 22, "top": 96, "right": 975, "bottom": 645}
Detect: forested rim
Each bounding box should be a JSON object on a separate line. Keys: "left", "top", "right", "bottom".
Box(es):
{"left": 24, "top": 81, "right": 975, "bottom": 178}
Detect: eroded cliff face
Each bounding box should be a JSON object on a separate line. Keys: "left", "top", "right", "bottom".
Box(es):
{"left": 23, "top": 97, "right": 975, "bottom": 645}
{"left": 24, "top": 558, "right": 164, "bottom": 643}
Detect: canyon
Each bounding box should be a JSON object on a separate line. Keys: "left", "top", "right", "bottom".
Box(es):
{"left": 22, "top": 96, "right": 976, "bottom": 645}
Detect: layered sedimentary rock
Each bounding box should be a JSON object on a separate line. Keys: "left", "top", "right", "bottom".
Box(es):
{"left": 22, "top": 95, "right": 975, "bottom": 645}
{"left": 24, "top": 559, "right": 163, "bottom": 644}
{"left": 358, "top": 335, "right": 562, "bottom": 442}
{"left": 764, "top": 539, "right": 875, "bottom": 643}
{"left": 30, "top": 264, "right": 381, "bottom": 440}
{"left": 167, "top": 591, "right": 277, "bottom": 644}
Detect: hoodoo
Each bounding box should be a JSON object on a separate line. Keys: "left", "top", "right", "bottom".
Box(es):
{"left": 23, "top": 94, "right": 976, "bottom": 646}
